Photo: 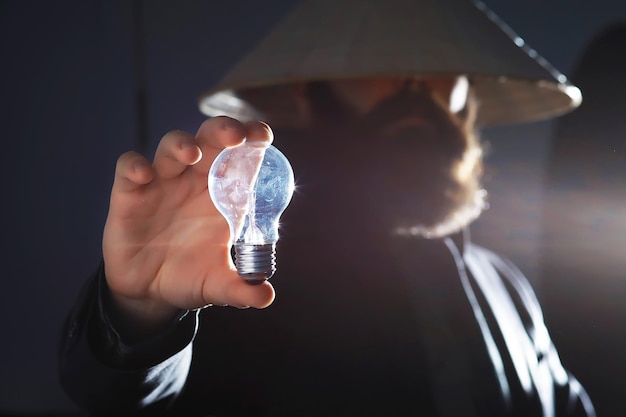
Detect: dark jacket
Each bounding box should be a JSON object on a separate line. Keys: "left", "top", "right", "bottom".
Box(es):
{"left": 59, "top": 227, "right": 595, "bottom": 417}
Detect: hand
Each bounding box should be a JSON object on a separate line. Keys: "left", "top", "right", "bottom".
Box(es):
{"left": 102, "top": 117, "right": 276, "bottom": 332}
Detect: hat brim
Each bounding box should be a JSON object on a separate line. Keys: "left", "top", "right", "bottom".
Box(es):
{"left": 198, "top": 0, "right": 581, "bottom": 128}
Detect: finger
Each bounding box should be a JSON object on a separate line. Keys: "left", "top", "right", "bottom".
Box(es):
{"left": 153, "top": 130, "right": 202, "bottom": 179}
{"left": 208, "top": 277, "right": 276, "bottom": 309}
{"left": 229, "top": 279, "right": 276, "bottom": 309}
{"left": 193, "top": 116, "right": 246, "bottom": 174}
{"left": 243, "top": 120, "right": 274, "bottom": 144}
{"left": 113, "top": 151, "right": 155, "bottom": 193}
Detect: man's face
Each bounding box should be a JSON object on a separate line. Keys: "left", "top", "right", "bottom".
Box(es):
{"left": 329, "top": 76, "right": 470, "bottom": 117}
{"left": 304, "top": 76, "right": 485, "bottom": 238}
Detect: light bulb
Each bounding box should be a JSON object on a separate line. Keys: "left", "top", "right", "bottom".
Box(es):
{"left": 208, "top": 139, "right": 295, "bottom": 283}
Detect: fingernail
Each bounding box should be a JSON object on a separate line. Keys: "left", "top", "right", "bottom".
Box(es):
{"left": 132, "top": 161, "right": 149, "bottom": 173}
{"left": 180, "top": 139, "right": 197, "bottom": 149}
{"left": 223, "top": 118, "right": 241, "bottom": 130}
{"left": 245, "top": 278, "right": 267, "bottom": 286}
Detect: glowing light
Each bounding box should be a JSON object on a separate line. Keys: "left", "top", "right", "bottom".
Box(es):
{"left": 449, "top": 76, "right": 470, "bottom": 113}
{"left": 209, "top": 139, "right": 295, "bottom": 281}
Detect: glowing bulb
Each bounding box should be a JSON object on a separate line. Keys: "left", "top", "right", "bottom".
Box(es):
{"left": 208, "top": 139, "right": 295, "bottom": 282}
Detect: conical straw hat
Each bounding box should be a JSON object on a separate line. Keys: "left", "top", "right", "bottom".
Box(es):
{"left": 198, "top": 0, "right": 581, "bottom": 128}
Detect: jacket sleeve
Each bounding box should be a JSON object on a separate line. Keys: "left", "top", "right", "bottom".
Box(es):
{"left": 58, "top": 262, "right": 199, "bottom": 416}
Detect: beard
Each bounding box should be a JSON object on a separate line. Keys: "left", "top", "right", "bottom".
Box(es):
{"left": 362, "top": 87, "right": 485, "bottom": 238}
{"left": 302, "top": 82, "right": 486, "bottom": 239}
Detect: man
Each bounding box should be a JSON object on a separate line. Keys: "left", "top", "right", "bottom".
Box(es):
{"left": 59, "top": 0, "right": 595, "bottom": 416}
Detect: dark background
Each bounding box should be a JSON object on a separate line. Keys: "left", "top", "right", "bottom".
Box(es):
{"left": 1, "top": 1, "right": 624, "bottom": 415}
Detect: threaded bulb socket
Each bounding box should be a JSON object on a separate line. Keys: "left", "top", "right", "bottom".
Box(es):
{"left": 234, "top": 243, "right": 276, "bottom": 283}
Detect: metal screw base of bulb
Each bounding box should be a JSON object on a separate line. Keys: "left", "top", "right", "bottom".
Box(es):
{"left": 234, "top": 243, "right": 276, "bottom": 283}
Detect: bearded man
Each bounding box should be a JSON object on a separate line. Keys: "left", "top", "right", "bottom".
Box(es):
{"left": 59, "top": 1, "right": 595, "bottom": 416}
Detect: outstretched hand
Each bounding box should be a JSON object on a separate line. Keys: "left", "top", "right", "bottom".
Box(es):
{"left": 102, "top": 117, "right": 276, "bottom": 332}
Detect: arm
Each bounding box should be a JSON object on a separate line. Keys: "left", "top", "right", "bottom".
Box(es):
{"left": 59, "top": 262, "right": 197, "bottom": 416}
{"left": 59, "top": 117, "right": 276, "bottom": 415}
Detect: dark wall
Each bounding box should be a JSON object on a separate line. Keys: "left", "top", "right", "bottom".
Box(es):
{"left": 0, "top": 1, "right": 623, "bottom": 415}
{"left": 1, "top": 1, "right": 136, "bottom": 414}
{"left": 541, "top": 23, "right": 626, "bottom": 417}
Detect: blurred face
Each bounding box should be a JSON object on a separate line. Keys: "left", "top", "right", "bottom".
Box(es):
{"left": 330, "top": 76, "right": 470, "bottom": 116}
{"left": 303, "top": 76, "right": 485, "bottom": 238}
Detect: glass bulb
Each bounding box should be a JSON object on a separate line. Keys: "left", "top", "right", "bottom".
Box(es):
{"left": 208, "top": 139, "right": 295, "bottom": 282}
